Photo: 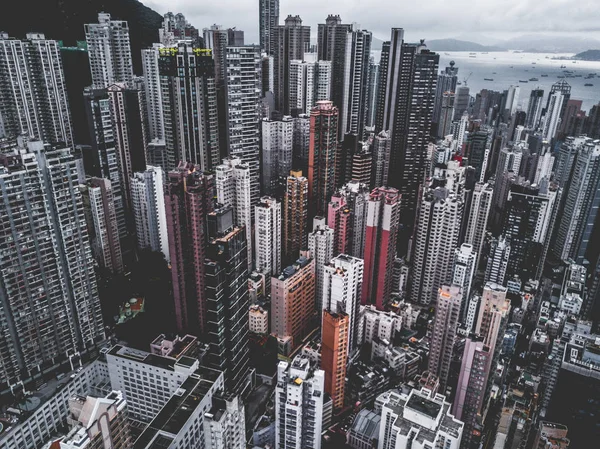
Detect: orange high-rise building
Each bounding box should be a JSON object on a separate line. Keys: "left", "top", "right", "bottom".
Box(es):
{"left": 321, "top": 310, "right": 349, "bottom": 411}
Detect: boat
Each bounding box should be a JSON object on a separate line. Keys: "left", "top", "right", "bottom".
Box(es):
{"left": 532, "top": 62, "right": 536, "bottom": 64}
{"left": 519, "top": 80, "right": 529, "bottom": 83}
{"left": 444, "top": 53, "right": 450, "bottom": 55}
{"left": 492, "top": 72, "right": 497, "bottom": 74}
{"left": 484, "top": 78, "right": 494, "bottom": 81}
{"left": 541, "top": 74, "right": 548, "bottom": 77}
{"left": 560, "top": 65, "right": 566, "bottom": 68}
{"left": 585, "top": 83, "right": 593, "bottom": 87}
{"left": 509, "top": 66, "right": 513, "bottom": 68}
{"left": 469, "top": 52, "right": 476, "bottom": 55}
{"left": 469, "top": 55, "right": 476, "bottom": 58}
{"left": 557, "top": 75, "right": 565, "bottom": 78}
{"left": 529, "top": 78, "right": 539, "bottom": 81}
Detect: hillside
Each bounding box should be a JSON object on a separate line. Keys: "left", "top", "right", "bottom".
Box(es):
{"left": 426, "top": 38, "right": 504, "bottom": 52}
{"left": 0, "top": 0, "right": 162, "bottom": 74}
{"left": 573, "top": 50, "right": 600, "bottom": 61}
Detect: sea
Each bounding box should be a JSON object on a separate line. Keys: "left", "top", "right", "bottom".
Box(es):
{"left": 373, "top": 50, "right": 600, "bottom": 111}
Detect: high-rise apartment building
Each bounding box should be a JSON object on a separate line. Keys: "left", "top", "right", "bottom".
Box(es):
{"left": 321, "top": 310, "right": 349, "bottom": 411}
{"left": 259, "top": 0, "right": 279, "bottom": 54}
{"left": 130, "top": 165, "right": 169, "bottom": 261}
{"left": 81, "top": 177, "right": 124, "bottom": 274}
{"left": 428, "top": 285, "right": 462, "bottom": 390}
{"left": 463, "top": 182, "right": 493, "bottom": 269}
{"left": 542, "top": 91, "right": 565, "bottom": 142}
{"left": 437, "top": 91, "right": 456, "bottom": 138}
{"left": 485, "top": 235, "right": 511, "bottom": 286}
{"left": 85, "top": 13, "right": 133, "bottom": 89}
{"left": 0, "top": 141, "right": 104, "bottom": 385}
{"left": 271, "top": 255, "right": 315, "bottom": 354}
{"left": 262, "top": 116, "right": 294, "bottom": 196}
{"left": 203, "top": 394, "right": 247, "bottom": 449}
{"left": 141, "top": 44, "right": 165, "bottom": 141}
{"left": 376, "top": 30, "right": 439, "bottom": 252}
{"left": 204, "top": 207, "right": 251, "bottom": 394}
{"left": 275, "top": 356, "right": 324, "bottom": 449}
{"left": 159, "top": 12, "right": 200, "bottom": 46}
{"left": 225, "top": 45, "right": 262, "bottom": 207}
{"left": 372, "top": 130, "right": 392, "bottom": 187}
{"left": 288, "top": 59, "right": 332, "bottom": 116}
{"left": 322, "top": 254, "right": 364, "bottom": 352}
{"left": 308, "top": 101, "right": 339, "bottom": 219}
{"left": 271, "top": 15, "right": 311, "bottom": 114}
{"left": 452, "top": 244, "right": 476, "bottom": 309}
{"left": 284, "top": 170, "right": 309, "bottom": 262}
{"left": 377, "top": 388, "right": 464, "bottom": 449}
{"left": 365, "top": 57, "right": 380, "bottom": 129}
{"left": 474, "top": 283, "right": 511, "bottom": 366}
{"left": 410, "top": 187, "right": 463, "bottom": 305}
{"left": 0, "top": 33, "right": 72, "bottom": 146}
{"left": 526, "top": 88, "right": 545, "bottom": 130}
{"left": 165, "top": 162, "right": 215, "bottom": 333}
{"left": 215, "top": 157, "right": 253, "bottom": 269}
{"left": 293, "top": 114, "right": 311, "bottom": 172}
{"left": 255, "top": 196, "right": 282, "bottom": 277}
{"left": 504, "top": 85, "right": 520, "bottom": 118}
{"left": 433, "top": 61, "right": 459, "bottom": 131}
{"left": 159, "top": 43, "right": 219, "bottom": 171}
{"left": 308, "top": 218, "right": 335, "bottom": 311}
{"left": 362, "top": 187, "right": 401, "bottom": 309}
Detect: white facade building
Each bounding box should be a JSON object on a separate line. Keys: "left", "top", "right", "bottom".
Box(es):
{"left": 255, "top": 196, "right": 282, "bottom": 276}
{"left": 204, "top": 394, "right": 247, "bottom": 449}
{"left": 275, "top": 356, "right": 324, "bottom": 449}
{"left": 261, "top": 117, "right": 294, "bottom": 195}
{"left": 485, "top": 235, "right": 511, "bottom": 286}
{"left": 85, "top": 13, "right": 134, "bottom": 89}
{"left": 141, "top": 44, "right": 164, "bottom": 140}
{"left": 130, "top": 166, "right": 169, "bottom": 261}
{"left": 308, "top": 217, "right": 335, "bottom": 312}
{"left": 452, "top": 243, "right": 476, "bottom": 307}
{"left": 542, "top": 91, "right": 564, "bottom": 142}
{"left": 464, "top": 182, "right": 493, "bottom": 269}
{"left": 288, "top": 60, "right": 331, "bottom": 115}
{"left": 249, "top": 305, "right": 269, "bottom": 334}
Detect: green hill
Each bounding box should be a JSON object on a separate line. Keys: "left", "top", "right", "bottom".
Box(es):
{"left": 573, "top": 50, "right": 600, "bottom": 61}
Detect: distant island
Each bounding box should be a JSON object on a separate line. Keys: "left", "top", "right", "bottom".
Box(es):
{"left": 426, "top": 38, "right": 504, "bottom": 52}
{"left": 573, "top": 50, "right": 600, "bottom": 61}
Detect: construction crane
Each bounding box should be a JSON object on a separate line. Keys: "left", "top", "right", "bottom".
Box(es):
{"left": 464, "top": 71, "right": 473, "bottom": 86}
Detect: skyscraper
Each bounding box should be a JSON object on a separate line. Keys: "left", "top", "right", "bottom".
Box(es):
{"left": 130, "top": 166, "right": 169, "bottom": 261}
{"left": 308, "top": 218, "right": 335, "bottom": 311}
{"left": 261, "top": 116, "right": 294, "bottom": 196}
{"left": 365, "top": 58, "right": 380, "bottom": 129}
{"left": 0, "top": 141, "right": 104, "bottom": 385}
{"left": 376, "top": 30, "right": 439, "bottom": 252}
{"left": 255, "top": 196, "right": 282, "bottom": 277}
{"left": 165, "top": 162, "right": 215, "bottom": 333}
{"left": 526, "top": 88, "right": 544, "bottom": 130}
{"left": 271, "top": 255, "right": 315, "bottom": 354}
{"left": 542, "top": 91, "right": 565, "bottom": 142}
{"left": 504, "top": 85, "right": 520, "bottom": 118}
{"left": 463, "top": 182, "right": 493, "bottom": 269}
{"left": 81, "top": 177, "right": 124, "bottom": 274}
{"left": 225, "top": 46, "right": 262, "bottom": 207}
{"left": 372, "top": 130, "right": 392, "bottom": 188}
{"left": 259, "top": 0, "right": 279, "bottom": 54}
{"left": 275, "top": 356, "right": 324, "bottom": 449}
{"left": 308, "top": 101, "right": 339, "bottom": 219}
{"left": 484, "top": 235, "right": 510, "bottom": 286}
{"left": 284, "top": 170, "right": 309, "bottom": 262}
{"left": 159, "top": 43, "right": 219, "bottom": 171}
{"left": 322, "top": 254, "right": 364, "bottom": 352}
{"left": 141, "top": 44, "right": 165, "bottom": 141}
{"left": 85, "top": 13, "right": 133, "bottom": 89}
{"left": 433, "top": 60, "right": 459, "bottom": 131}
{"left": 452, "top": 243, "right": 476, "bottom": 310}
{"left": 362, "top": 187, "right": 401, "bottom": 309}
{"left": 438, "top": 91, "right": 456, "bottom": 138}
{"left": 271, "top": 16, "right": 310, "bottom": 114}
{"left": 0, "top": 33, "right": 73, "bottom": 146}
{"left": 288, "top": 60, "right": 332, "bottom": 116}
{"left": 204, "top": 206, "right": 251, "bottom": 394}
{"left": 428, "top": 285, "right": 462, "bottom": 390}
{"left": 321, "top": 310, "right": 349, "bottom": 411}
{"left": 410, "top": 187, "right": 463, "bottom": 305}
{"left": 215, "top": 157, "right": 253, "bottom": 270}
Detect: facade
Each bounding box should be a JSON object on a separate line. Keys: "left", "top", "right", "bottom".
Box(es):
{"left": 451, "top": 243, "right": 476, "bottom": 310}
{"left": 203, "top": 394, "right": 247, "bottom": 449}
{"left": 81, "top": 177, "right": 124, "bottom": 274}
{"left": 362, "top": 187, "right": 400, "bottom": 309}
{"left": 141, "top": 44, "right": 165, "bottom": 141}
{"left": 0, "top": 142, "right": 104, "bottom": 386}
{"left": 542, "top": 91, "right": 564, "bottom": 142}
{"left": 526, "top": 88, "right": 545, "bottom": 130}
{"left": 438, "top": 91, "right": 456, "bottom": 138}
{"left": 130, "top": 166, "right": 169, "bottom": 261}
{"left": 271, "top": 255, "right": 316, "bottom": 354}
{"left": 308, "top": 218, "right": 335, "bottom": 311}
{"left": 275, "top": 356, "right": 325, "bottom": 449}
{"left": 0, "top": 33, "right": 73, "bottom": 146}
{"left": 372, "top": 131, "right": 392, "bottom": 187}
{"left": 410, "top": 187, "right": 463, "bottom": 305}
{"left": 249, "top": 305, "right": 269, "bottom": 335}
{"left": 321, "top": 310, "right": 349, "bottom": 411}
{"left": 464, "top": 182, "right": 493, "bottom": 269}
{"left": 532, "top": 422, "right": 570, "bottom": 449}
{"left": 259, "top": 0, "right": 279, "bottom": 54}
{"left": 85, "top": 13, "right": 133, "bottom": 89}
{"left": 271, "top": 15, "right": 311, "bottom": 114}
{"left": 322, "top": 254, "right": 364, "bottom": 353}
{"left": 308, "top": 101, "right": 339, "bottom": 219}
{"left": 165, "top": 162, "right": 215, "bottom": 333}
{"left": 428, "top": 285, "right": 462, "bottom": 390}
{"left": 262, "top": 116, "right": 294, "bottom": 196}
{"left": 204, "top": 207, "right": 251, "bottom": 394}
{"left": 255, "top": 196, "right": 282, "bottom": 277}
{"left": 159, "top": 43, "right": 219, "bottom": 171}
{"left": 485, "top": 235, "right": 511, "bottom": 286}
{"left": 283, "top": 170, "right": 309, "bottom": 262}
{"left": 288, "top": 60, "right": 332, "bottom": 116}
{"left": 377, "top": 388, "right": 464, "bottom": 449}
{"left": 225, "top": 46, "right": 262, "bottom": 209}
{"left": 433, "top": 61, "right": 459, "bottom": 131}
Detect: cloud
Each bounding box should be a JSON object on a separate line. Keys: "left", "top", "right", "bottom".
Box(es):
{"left": 143, "top": 0, "right": 600, "bottom": 44}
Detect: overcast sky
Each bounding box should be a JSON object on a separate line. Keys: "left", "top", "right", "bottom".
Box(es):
{"left": 144, "top": 0, "right": 600, "bottom": 43}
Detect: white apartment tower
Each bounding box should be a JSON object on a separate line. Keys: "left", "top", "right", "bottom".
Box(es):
{"left": 542, "top": 91, "right": 564, "bottom": 142}
{"left": 485, "top": 235, "right": 511, "bottom": 286}
{"left": 85, "top": 13, "right": 134, "bottom": 89}
{"left": 322, "top": 254, "right": 364, "bottom": 352}
{"left": 261, "top": 116, "right": 294, "bottom": 195}
{"left": 463, "top": 182, "right": 493, "bottom": 269}
{"left": 141, "top": 44, "right": 164, "bottom": 140}
{"left": 255, "top": 196, "right": 282, "bottom": 276}
{"left": 0, "top": 33, "right": 73, "bottom": 145}
{"left": 130, "top": 166, "right": 170, "bottom": 261}
{"left": 203, "top": 394, "right": 247, "bottom": 449}
{"left": 373, "top": 130, "right": 392, "bottom": 188}
{"left": 452, "top": 243, "right": 476, "bottom": 307}
{"left": 216, "top": 157, "right": 253, "bottom": 269}
{"left": 275, "top": 356, "right": 325, "bottom": 449}
{"left": 288, "top": 59, "right": 332, "bottom": 115}
{"left": 308, "top": 218, "right": 335, "bottom": 312}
